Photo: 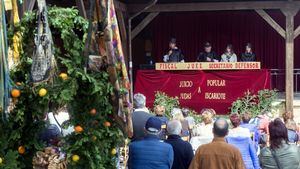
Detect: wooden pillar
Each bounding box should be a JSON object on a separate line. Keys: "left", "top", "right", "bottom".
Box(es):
{"left": 282, "top": 8, "right": 298, "bottom": 112}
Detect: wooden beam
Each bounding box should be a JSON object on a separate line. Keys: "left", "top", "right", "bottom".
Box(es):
{"left": 294, "top": 25, "right": 300, "bottom": 39}
{"left": 128, "top": 1, "right": 300, "bottom": 13}
{"left": 114, "top": 0, "right": 127, "bottom": 12}
{"left": 282, "top": 8, "right": 298, "bottom": 112}
{"left": 76, "top": 0, "right": 87, "bottom": 19}
{"left": 255, "top": 9, "right": 285, "bottom": 38}
{"left": 131, "top": 12, "right": 159, "bottom": 39}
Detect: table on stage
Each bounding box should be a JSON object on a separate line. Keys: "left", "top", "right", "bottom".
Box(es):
{"left": 134, "top": 62, "right": 270, "bottom": 114}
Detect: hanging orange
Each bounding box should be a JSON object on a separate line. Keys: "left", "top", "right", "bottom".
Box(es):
{"left": 11, "top": 89, "right": 21, "bottom": 98}
{"left": 89, "top": 109, "right": 97, "bottom": 115}
{"left": 18, "top": 146, "right": 25, "bottom": 154}
{"left": 74, "top": 125, "right": 84, "bottom": 133}
{"left": 59, "top": 73, "right": 68, "bottom": 80}
{"left": 104, "top": 121, "right": 111, "bottom": 127}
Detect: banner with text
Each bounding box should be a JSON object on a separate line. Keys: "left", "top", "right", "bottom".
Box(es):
{"left": 134, "top": 70, "right": 271, "bottom": 114}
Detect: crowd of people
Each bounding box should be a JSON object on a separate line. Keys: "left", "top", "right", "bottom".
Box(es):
{"left": 128, "top": 93, "right": 300, "bottom": 169}
{"left": 163, "top": 38, "right": 255, "bottom": 63}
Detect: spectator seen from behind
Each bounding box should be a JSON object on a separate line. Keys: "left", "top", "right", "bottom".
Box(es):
{"left": 128, "top": 117, "right": 174, "bottom": 169}
{"left": 221, "top": 44, "right": 237, "bottom": 62}
{"left": 165, "top": 120, "right": 194, "bottom": 169}
{"left": 240, "top": 112, "right": 260, "bottom": 152}
{"left": 241, "top": 43, "right": 256, "bottom": 62}
{"left": 189, "top": 118, "right": 245, "bottom": 169}
{"left": 154, "top": 104, "right": 168, "bottom": 140}
{"left": 228, "top": 113, "right": 251, "bottom": 138}
{"left": 131, "top": 93, "right": 153, "bottom": 141}
{"left": 285, "top": 119, "right": 299, "bottom": 144}
{"left": 260, "top": 118, "right": 300, "bottom": 169}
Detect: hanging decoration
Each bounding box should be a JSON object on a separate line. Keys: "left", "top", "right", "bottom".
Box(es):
{"left": 0, "top": 0, "right": 10, "bottom": 120}
{"left": 30, "top": 0, "right": 56, "bottom": 83}
{"left": 7, "top": 0, "right": 21, "bottom": 69}
{"left": 98, "top": 0, "right": 133, "bottom": 136}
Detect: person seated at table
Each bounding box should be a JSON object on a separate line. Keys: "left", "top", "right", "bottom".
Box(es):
{"left": 196, "top": 42, "right": 219, "bottom": 62}
{"left": 241, "top": 43, "right": 256, "bottom": 62}
{"left": 221, "top": 44, "right": 237, "bottom": 62}
{"left": 163, "top": 38, "right": 185, "bottom": 63}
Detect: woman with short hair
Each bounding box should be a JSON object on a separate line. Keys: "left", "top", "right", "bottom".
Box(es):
{"left": 260, "top": 118, "right": 300, "bottom": 169}
{"left": 221, "top": 44, "right": 237, "bottom": 62}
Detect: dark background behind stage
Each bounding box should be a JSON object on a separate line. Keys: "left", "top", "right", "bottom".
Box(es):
{"left": 132, "top": 10, "right": 300, "bottom": 91}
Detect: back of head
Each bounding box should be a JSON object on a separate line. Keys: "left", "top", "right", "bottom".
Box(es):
{"left": 213, "top": 118, "right": 229, "bottom": 137}
{"left": 167, "top": 120, "right": 182, "bottom": 135}
{"left": 133, "top": 93, "right": 146, "bottom": 109}
{"left": 269, "top": 118, "right": 288, "bottom": 149}
{"left": 182, "top": 108, "right": 189, "bottom": 117}
{"left": 172, "top": 108, "right": 184, "bottom": 120}
{"left": 242, "top": 112, "right": 252, "bottom": 124}
{"left": 229, "top": 113, "right": 241, "bottom": 128}
{"left": 145, "top": 117, "right": 162, "bottom": 135}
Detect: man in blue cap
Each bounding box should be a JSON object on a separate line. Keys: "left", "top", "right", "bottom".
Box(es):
{"left": 128, "top": 117, "right": 174, "bottom": 169}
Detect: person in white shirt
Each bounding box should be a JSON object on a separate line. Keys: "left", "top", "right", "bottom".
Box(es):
{"left": 221, "top": 44, "right": 237, "bottom": 62}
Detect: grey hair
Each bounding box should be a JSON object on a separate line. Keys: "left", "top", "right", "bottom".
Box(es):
{"left": 171, "top": 108, "right": 182, "bottom": 117}
{"left": 167, "top": 120, "right": 182, "bottom": 135}
{"left": 133, "top": 93, "right": 146, "bottom": 109}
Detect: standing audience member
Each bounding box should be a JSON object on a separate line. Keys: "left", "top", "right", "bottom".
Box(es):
{"left": 163, "top": 38, "right": 184, "bottom": 63}
{"left": 131, "top": 93, "right": 153, "bottom": 141}
{"left": 228, "top": 113, "right": 251, "bottom": 138}
{"left": 241, "top": 43, "right": 256, "bottom": 62}
{"left": 282, "top": 111, "right": 294, "bottom": 123}
{"left": 128, "top": 117, "right": 174, "bottom": 169}
{"left": 250, "top": 112, "right": 270, "bottom": 146}
{"left": 154, "top": 104, "right": 168, "bottom": 140}
{"left": 189, "top": 118, "right": 245, "bottom": 169}
{"left": 182, "top": 108, "right": 195, "bottom": 131}
{"left": 285, "top": 119, "right": 299, "bottom": 144}
{"left": 196, "top": 42, "right": 219, "bottom": 62}
{"left": 165, "top": 120, "right": 194, "bottom": 169}
{"left": 240, "top": 112, "right": 260, "bottom": 152}
{"left": 260, "top": 118, "right": 300, "bottom": 169}
{"left": 190, "top": 109, "right": 215, "bottom": 151}
{"left": 227, "top": 113, "right": 260, "bottom": 169}
{"left": 221, "top": 44, "right": 237, "bottom": 62}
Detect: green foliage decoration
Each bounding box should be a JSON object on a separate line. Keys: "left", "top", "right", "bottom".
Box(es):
{"left": 230, "top": 89, "right": 278, "bottom": 116}
{"left": 0, "top": 7, "right": 123, "bottom": 169}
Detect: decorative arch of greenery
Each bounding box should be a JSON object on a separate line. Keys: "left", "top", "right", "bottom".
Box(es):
{"left": 0, "top": 7, "right": 123, "bottom": 169}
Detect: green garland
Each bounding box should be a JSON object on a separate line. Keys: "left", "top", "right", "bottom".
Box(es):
{"left": 0, "top": 7, "right": 123, "bottom": 169}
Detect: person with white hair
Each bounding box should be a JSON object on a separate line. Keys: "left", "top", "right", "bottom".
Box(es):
{"left": 171, "top": 108, "right": 190, "bottom": 139}
{"left": 131, "top": 93, "right": 153, "bottom": 141}
{"left": 165, "top": 120, "right": 194, "bottom": 169}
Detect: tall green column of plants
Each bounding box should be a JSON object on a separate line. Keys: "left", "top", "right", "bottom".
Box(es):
{"left": 0, "top": 7, "right": 123, "bottom": 169}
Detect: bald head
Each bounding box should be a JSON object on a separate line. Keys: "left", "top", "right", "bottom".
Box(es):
{"left": 213, "top": 118, "right": 229, "bottom": 137}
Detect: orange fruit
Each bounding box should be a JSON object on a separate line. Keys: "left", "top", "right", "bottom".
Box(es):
{"left": 92, "top": 136, "right": 97, "bottom": 141}
{"left": 104, "top": 121, "right": 111, "bottom": 127}
{"left": 90, "top": 109, "right": 97, "bottom": 115}
{"left": 111, "top": 148, "right": 117, "bottom": 155}
{"left": 72, "top": 155, "right": 80, "bottom": 162}
{"left": 0, "top": 157, "right": 3, "bottom": 164}
{"left": 74, "top": 125, "right": 83, "bottom": 133}
{"left": 38, "top": 88, "right": 47, "bottom": 97}
{"left": 16, "top": 82, "right": 22, "bottom": 86}
{"left": 59, "top": 73, "right": 68, "bottom": 80}
{"left": 18, "top": 146, "right": 25, "bottom": 154}
{"left": 11, "top": 89, "right": 21, "bottom": 98}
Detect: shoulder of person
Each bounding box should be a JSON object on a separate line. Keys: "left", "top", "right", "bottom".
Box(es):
{"left": 259, "top": 147, "right": 272, "bottom": 156}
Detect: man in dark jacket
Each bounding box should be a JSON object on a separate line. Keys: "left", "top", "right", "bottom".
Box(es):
{"left": 196, "top": 42, "right": 219, "bottom": 62}
{"left": 163, "top": 38, "right": 184, "bottom": 63}
{"left": 132, "top": 93, "right": 153, "bottom": 141}
{"left": 165, "top": 120, "right": 194, "bottom": 169}
{"left": 128, "top": 117, "right": 174, "bottom": 169}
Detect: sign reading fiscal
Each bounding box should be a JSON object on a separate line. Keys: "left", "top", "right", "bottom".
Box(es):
{"left": 134, "top": 70, "right": 270, "bottom": 114}
{"left": 155, "top": 62, "right": 261, "bottom": 70}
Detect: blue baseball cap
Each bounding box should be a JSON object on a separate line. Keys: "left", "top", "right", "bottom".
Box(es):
{"left": 145, "top": 117, "right": 162, "bottom": 132}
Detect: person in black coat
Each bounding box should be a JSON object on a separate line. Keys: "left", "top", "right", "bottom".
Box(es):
{"left": 241, "top": 43, "right": 256, "bottom": 62}
{"left": 163, "top": 38, "right": 185, "bottom": 63}
{"left": 165, "top": 120, "right": 194, "bottom": 169}
{"left": 196, "top": 42, "right": 219, "bottom": 62}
